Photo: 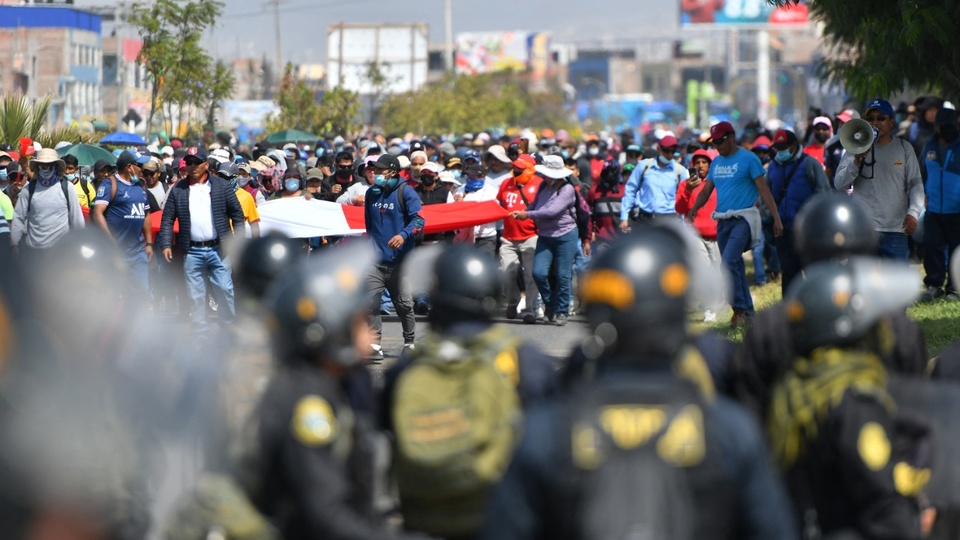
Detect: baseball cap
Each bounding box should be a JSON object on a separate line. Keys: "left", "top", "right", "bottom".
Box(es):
{"left": 812, "top": 116, "right": 832, "bottom": 128}
{"left": 372, "top": 154, "right": 401, "bottom": 173}
{"left": 463, "top": 163, "right": 486, "bottom": 178}
{"left": 184, "top": 146, "right": 208, "bottom": 162}
{"left": 409, "top": 140, "right": 425, "bottom": 153}
{"left": 306, "top": 167, "right": 325, "bottom": 180}
{"left": 513, "top": 154, "right": 536, "bottom": 169}
{"left": 772, "top": 129, "right": 798, "bottom": 150}
{"left": 658, "top": 135, "right": 678, "bottom": 149}
{"left": 237, "top": 162, "right": 252, "bottom": 174}
{"left": 218, "top": 162, "right": 239, "bottom": 178}
{"left": 709, "top": 121, "right": 735, "bottom": 143}
{"left": 751, "top": 135, "right": 773, "bottom": 150}
{"left": 463, "top": 149, "right": 481, "bottom": 163}
{"left": 446, "top": 157, "right": 463, "bottom": 168}
{"left": 142, "top": 160, "right": 160, "bottom": 172}
{"left": 93, "top": 159, "right": 112, "bottom": 172}
{"left": 865, "top": 98, "right": 895, "bottom": 117}
{"left": 936, "top": 107, "right": 958, "bottom": 126}
{"left": 625, "top": 144, "right": 642, "bottom": 154}
{"left": 116, "top": 150, "right": 150, "bottom": 169}
{"left": 837, "top": 109, "right": 860, "bottom": 123}
{"left": 438, "top": 142, "right": 456, "bottom": 155}
{"left": 420, "top": 161, "right": 442, "bottom": 175}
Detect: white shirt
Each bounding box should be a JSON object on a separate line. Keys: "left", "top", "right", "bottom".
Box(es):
{"left": 453, "top": 184, "right": 499, "bottom": 244}
{"left": 147, "top": 184, "right": 167, "bottom": 210}
{"left": 188, "top": 181, "right": 217, "bottom": 242}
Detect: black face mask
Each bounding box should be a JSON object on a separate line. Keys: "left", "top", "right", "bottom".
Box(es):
{"left": 941, "top": 125, "right": 960, "bottom": 143}
{"left": 336, "top": 167, "right": 353, "bottom": 180}
{"left": 421, "top": 175, "right": 436, "bottom": 186}
{"left": 814, "top": 132, "right": 830, "bottom": 143}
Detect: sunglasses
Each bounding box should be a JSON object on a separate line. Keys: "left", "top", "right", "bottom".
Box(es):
{"left": 714, "top": 134, "right": 732, "bottom": 144}
{"left": 660, "top": 146, "right": 678, "bottom": 154}
{"left": 865, "top": 115, "right": 890, "bottom": 122}
{"left": 184, "top": 158, "right": 204, "bottom": 166}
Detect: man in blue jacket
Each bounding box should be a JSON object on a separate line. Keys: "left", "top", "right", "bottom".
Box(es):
{"left": 767, "top": 129, "right": 829, "bottom": 294}
{"left": 364, "top": 154, "right": 425, "bottom": 360}
{"left": 921, "top": 106, "right": 960, "bottom": 302}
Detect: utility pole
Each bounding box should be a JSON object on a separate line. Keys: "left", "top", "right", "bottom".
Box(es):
{"left": 444, "top": 0, "right": 453, "bottom": 73}
{"left": 266, "top": 0, "right": 286, "bottom": 78}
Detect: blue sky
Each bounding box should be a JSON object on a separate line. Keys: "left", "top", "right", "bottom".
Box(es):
{"left": 74, "top": 0, "right": 682, "bottom": 65}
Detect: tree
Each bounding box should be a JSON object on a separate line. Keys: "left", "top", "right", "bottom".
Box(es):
{"left": 129, "top": 0, "right": 228, "bottom": 135}
{"left": 362, "top": 60, "right": 397, "bottom": 126}
{"left": 768, "top": 0, "right": 960, "bottom": 100}
{"left": 0, "top": 96, "right": 93, "bottom": 148}
{"left": 316, "top": 87, "right": 362, "bottom": 137}
{"left": 264, "top": 65, "right": 362, "bottom": 137}
{"left": 204, "top": 61, "right": 236, "bottom": 131}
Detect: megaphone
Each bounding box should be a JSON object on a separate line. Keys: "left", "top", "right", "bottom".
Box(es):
{"left": 838, "top": 118, "right": 878, "bottom": 155}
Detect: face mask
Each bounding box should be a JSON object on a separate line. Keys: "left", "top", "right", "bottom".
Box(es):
{"left": 464, "top": 178, "right": 486, "bottom": 193}
{"left": 588, "top": 147, "right": 599, "bottom": 156}
{"left": 374, "top": 174, "right": 387, "bottom": 186}
{"left": 561, "top": 150, "right": 570, "bottom": 159}
{"left": 38, "top": 166, "right": 58, "bottom": 186}
{"left": 285, "top": 178, "right": 300, "bottom": 192}
{"left": 65, "top": 173, "right": 77, "bottom": 181}
{"left": 657, "top": 155, "right": 671, "bottom": 166}
{"left": 421, "top": 175, "right": 436, "bottom": 186}
{"left": 0, "top": 169, "right": 7, "bottom": 182}
{"left": 238, "top": 176, "right": 251, "bottom": 187}
{"left": 452, "top": 170, "right": 462, "bottom": 181}
{"left": 775, "top": 149, "right": 794, "bottom": 163}
{"left": 814, "top": 132, "right": 830, "bottom": 143}
{"left": 131, "top": 174, "right": 141, "bottom": 184}
{"left": 337, "top": 167, "right": 352, "bottom": 180}
{"left": 941, "top": 125, "right": 960, "bottom": 143}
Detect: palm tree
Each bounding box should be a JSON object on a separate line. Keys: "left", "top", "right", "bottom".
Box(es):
{"left": 0, "top": 95, "right": 93, "bottom": 148}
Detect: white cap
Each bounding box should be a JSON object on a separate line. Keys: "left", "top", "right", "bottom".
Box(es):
{"left": 397, "top": 155, "right": 411, "bottom": 169}
{"left": 439, "top": 170, "right": 460, "bottom": 186}
{"left": 161, "top": 145, "right": 174, "bottom": 156}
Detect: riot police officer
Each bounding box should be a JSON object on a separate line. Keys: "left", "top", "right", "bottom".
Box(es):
{"left": 480, "top": 224, "right": 796, "bottom": 540}
{"left": 737, "top": 193, "right": 929, "bottom": 417}
{"left": 251, "top": 242, "right": 427, "bottom": 540}
{"left": 383, "top": 244, "right": 557, "bottom": 540}
{"left": 768, "top": 257, "right": 928, "bottom": 539}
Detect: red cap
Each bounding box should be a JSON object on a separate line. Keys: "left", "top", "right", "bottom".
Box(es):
{"left": 709, "top": 121, "right": 735, "bottom": 142}
{"left": 751, "top": 135, "right": 773, "bottom": 150}
{"left": 7, "top": 151, "right": 19, "bottom": 162}
{"left": 690, "top": 149, "right": 713, "bottom": 163}
{"left": 541, "top": 128, "right": 556, "bottom": 138}
{"left": 772, "top": 129, "right": 798, "bottom": 150}
{"left": 513, "top": 154, "right": 536, "bottom": 169}
{"left": 658, "top": 135, "right": 678, "bottom": 149}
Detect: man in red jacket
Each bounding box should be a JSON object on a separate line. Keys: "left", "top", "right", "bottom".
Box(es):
{"left": 497, "top": 154, "right": 542, "bottom": 323}
{"left": 675, "top": 148, "right": 720, "bottom": 321}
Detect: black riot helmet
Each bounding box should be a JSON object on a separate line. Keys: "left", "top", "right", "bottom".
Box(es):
{"left": 263, "top": 241, "right": 374, "bottom": 367}
{"left": 785, "top": 257, "right": 920, "bottom": 355}
{"left": 794, "top": 193, "right": 878, "bottom": 265}
{"left": 234, "top": 233, "right": 306, "bottom": 301}
{"left": 579, "top": 223, "right": 698, "bottom": 363}
{"left": 426, "top": 244, "right": 502, "bottom": 329}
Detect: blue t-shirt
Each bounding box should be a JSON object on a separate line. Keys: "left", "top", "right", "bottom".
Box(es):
{"left": 708, "top": 148, "right": 766, "bottom": 213}
{"left": 95, "top": 176, "right": 148, "bottom": 255}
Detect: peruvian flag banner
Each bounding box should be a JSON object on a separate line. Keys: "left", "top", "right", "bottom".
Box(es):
{"left": 149, "top": 198, "right": 510, "bottom": 237}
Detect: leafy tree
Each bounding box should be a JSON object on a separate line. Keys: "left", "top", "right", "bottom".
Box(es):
{"left": 768, "top": 0, "right": 960, "bottom": 100}
{"left": 204, "top": 61, "right": 237, "bottom": 131}
{"left": 264, "top": 64, "right": 362, "bottom": 137}
{"left": 129, "top": 0, "right": 230, "bottom": 135}
{"left": 0, "top": 96, "right": 93, "bottom": 147}
{"left": 362, "top": 60, "right": 397, "bottom": 126}
{"left": 316, "top": 86, "right": 362, "bottom": 137}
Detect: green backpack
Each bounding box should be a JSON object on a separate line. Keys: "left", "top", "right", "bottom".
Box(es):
{"left": 164, "top": 473, "right": 279, "bottom": 540}
{"left": 392, "top": 325, "right": 521, "bottom": 537}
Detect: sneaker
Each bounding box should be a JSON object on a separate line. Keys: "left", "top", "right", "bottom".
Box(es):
{"left": 414, "top": 300, "right": 430, "bottom": 316}
{"left": 379, "top": 306, "right": 392, "bottom": 315}
{"left": 402, "top": 343, "right": 416, "bottom": 354}
{"left": 505, "top": 305, "right": 518, "bottom": 320}
{"left": 920, "top": 286, "right": 944, "bottom": 303}
{"left": 368, "top": 344, "right": 384, "bottom": 361}
{"left": 522, "top": 312, "right": 537, "bottom": 324}
{"left": 554, "top": 313, "right": 568, "bottom": 326}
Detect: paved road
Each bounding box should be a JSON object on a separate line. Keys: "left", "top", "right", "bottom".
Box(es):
{"left": 375, "top": 312, "right": 589, "bottom": 361}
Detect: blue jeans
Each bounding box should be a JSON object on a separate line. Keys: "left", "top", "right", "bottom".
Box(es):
{"left": 125, "top": 250, "right": 150, "bottom": 302}
{"left": 877, "top": 231, "right": 909, "bottom": 261}
{"left": 533, "top": 229, "right": 579, "bottom": 317}
{"left": 183, "top": 246, "right": 236, "bottom": 333}
{"left": 717, "top": 218, "right": 754, "bottom": 314}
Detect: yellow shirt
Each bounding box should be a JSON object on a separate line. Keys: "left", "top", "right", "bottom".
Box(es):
{"left": 0, "top": 191, "right": 12, "bottom": 220}
{"left": 73, "top": 179, "right": 97, "bottom": 209}
{"left": 236, "top": 187, "right": 260, "bottom": 224}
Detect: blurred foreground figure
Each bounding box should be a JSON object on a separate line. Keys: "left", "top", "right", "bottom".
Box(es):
{"left": 768, "top": 257, "right": 929, "bottom": 539}
{"left": 250, "top": 242, "right": 429, "bottom": 540}
{"left": 1, "top": 229, "right": 165, "bottom": 539}
{"left": 481, "top": 223, "right": 796, "bottom": 540}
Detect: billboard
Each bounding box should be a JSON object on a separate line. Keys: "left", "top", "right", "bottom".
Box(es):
{"left": 327, "top": 23, "right": 429, "bottom": 95}
{"left": 455, "top": 31, "right": 552, "bottom": 76}
{"left": 680, "top": 0, "right": 809, "bottom": 26}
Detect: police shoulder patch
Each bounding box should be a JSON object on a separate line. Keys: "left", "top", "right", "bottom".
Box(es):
{"left": 857, "top": 421, "right": 891, "bottom": 471}
{"left": 291, "top": 395, "right": 338, "bottom": 447}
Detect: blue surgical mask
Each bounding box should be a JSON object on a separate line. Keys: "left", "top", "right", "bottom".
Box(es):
{"left": 657, "top": 155, "right": 671, "bottom": 166}
{"left": 775, "top": 149, "right": 794, "bottom": 163}
{"left": 65, "top": 173, "right": 77, "bottom": 181}
{"left": 285, "top": 178, "right": 300, "bottom": 192}
{"left": 0, "top": 169, "right": 8, "bottom": 182}
{"left": 452, "top": 170, "right": 462, "bottom": 180}
{"left": 374, "top": 174, "right": 387, "bottom": 186}
{"left": 130, "top": 174, "right": 140, "bottom": 184}
{"left": 561, "top": 150, "right": 570, "bottom": 159}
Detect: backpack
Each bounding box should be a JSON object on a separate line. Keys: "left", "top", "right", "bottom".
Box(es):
{"left": 163, "top": 472, "right": 279, "bottom": 540}
{"left": 391, "top": 325, "right": 521, "bottom": 536}
{"left": 395, "top": 182, "right": 425, "bottom": 244}
{"left": 565, "top": 180, "right": 592, "bottom": 240}
{"left": 570, "top": 380, "right": 701, "bottom": 540}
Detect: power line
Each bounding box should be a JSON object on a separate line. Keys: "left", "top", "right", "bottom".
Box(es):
{"left": 219, "top": 0, "right": 382, "bottom": 20}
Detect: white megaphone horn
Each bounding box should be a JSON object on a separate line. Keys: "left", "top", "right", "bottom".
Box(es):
{"left": 838, "top": 118, "right": 878, "bottom": 155}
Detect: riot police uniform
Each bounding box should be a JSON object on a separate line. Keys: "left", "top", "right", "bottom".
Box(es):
{"left": 251, "top": 243, "right": 425, "bottom": 540}
{"left": 768, "top": 257, "right": 928, "bottom": 539}
{"left": 738, "top": 193, "right": 928, "bottom": 418}
{"left": 480, "top": 224, "right": 797, "bottom": 540}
